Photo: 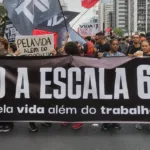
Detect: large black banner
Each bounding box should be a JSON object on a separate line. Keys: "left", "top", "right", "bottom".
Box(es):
{"left": 0, "top": 56, "right": 150, "bottom": 123}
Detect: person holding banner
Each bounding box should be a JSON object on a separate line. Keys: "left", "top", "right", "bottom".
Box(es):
{"left": 0, "top": 37, "right": 14, "bottom": 132}
{"left": 98, "top": 39, "right": 124, "bottom": 130}
{"left": 0, "top": 37, "right": 13, "bottom": 56}
{"left": 134, "top": 40, "right": 150, "bottom": 130}
{"left": 61, "top": 41, "right": 84, "bottom": 130}
{"left": 94, "top": 32, "right": 110, "bottom": 58}
{"left": 127, "top": 34, "right": 141, "bottom": 56}
{"left": 98, "top": 39, "right": 125, "bottom": 58}
{"left": 75, "top": 41, "right": 84, "bottom": 56}
{"left": 134, "top": 40, "right": 150, "bottom": 57}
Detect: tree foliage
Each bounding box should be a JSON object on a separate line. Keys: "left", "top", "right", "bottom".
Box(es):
{"left": 113, "top": 28, "right": 125, "bottom": 37}
{"left": 0, "top": 5, "right": 6, "bottom": 15}
{"left": 0, "top": 5, "right": 7, "bottom": 36}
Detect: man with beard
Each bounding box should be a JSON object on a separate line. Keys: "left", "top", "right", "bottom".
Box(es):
{"left": 126, "top": 34, "right": 141, "bottom": 56}
{"left": 94, "top": 32, "right": 110, "bottom": 58}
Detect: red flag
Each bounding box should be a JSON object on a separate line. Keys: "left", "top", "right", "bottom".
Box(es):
{"left": 105, "top": 27, "right": 111, "bottom": 33}
{"left": 82, "top": 0, "right": 99, "bottom": 8}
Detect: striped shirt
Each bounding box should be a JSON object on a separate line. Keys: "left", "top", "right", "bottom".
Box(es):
{"left": 103, "top": 51, "right": 125, "bottom": 57}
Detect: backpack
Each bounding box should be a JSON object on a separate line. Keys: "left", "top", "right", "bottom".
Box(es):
{"left": 86, "top": 41, "right": 94, "bottom": 56}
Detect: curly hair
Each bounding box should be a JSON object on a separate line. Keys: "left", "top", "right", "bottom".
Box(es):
{"left": 0, "top": 37, "right": 8, "bottom": 50}
{"left": 64, "top": 42, "right": 80, "bottom": 56}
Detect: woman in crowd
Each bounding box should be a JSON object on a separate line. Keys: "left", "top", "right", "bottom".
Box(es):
{"left": 134, "top": 40, "right": 150, "bottom": 57}
{"left": 97, "top": 39, "right": 125, "bottom": 58}
{"left": 0, "top": 37, "right": 14, "bottom": 132}
{"left": 134, "top": 40, "right": 150, "bottom": 130}
{"left": 98, "top": 39, "right": 124, "bottom": 130}
{"left": 60, "top": 41, "right": 84, "bottom": 130}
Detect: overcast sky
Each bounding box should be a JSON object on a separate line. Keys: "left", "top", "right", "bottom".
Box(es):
{"left": 65, "top": 0, "right": 112, "bottom": 30}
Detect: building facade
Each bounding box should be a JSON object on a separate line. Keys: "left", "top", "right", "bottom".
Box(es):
{"left": 98, "top": 2, "right": 113, "bottom": 32}
{"left": 60, "top": 0, "right": 68, "bottom": 11}
{"left": 112, "top": 0, "right": 128, "bottom": 32}
{"left": 136, "top": 0, "right": 150, "bottom": 32}
{"left": 104, "top": 4, "right": 113, "bottom": 28}
{"left": 113, "top": 0, "right": 150, "bottom": 34}
{"left": 78, "top": 16, "right": 99, "bottom": 36}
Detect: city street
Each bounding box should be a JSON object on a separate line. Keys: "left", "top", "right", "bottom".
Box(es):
{"left": 0, "top": 123, "right": 150, "bottom": 150}
{"left": 0, "top": 0, "right": 150, "bottom": 149}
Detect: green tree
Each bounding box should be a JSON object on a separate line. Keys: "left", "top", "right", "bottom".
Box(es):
{"left": 0, "top": 5, "right": 6, "bottom": 15}
{"left": 0, "top": 5, "right": 7, "bottom": 36}
{"left": 113, "top": 28, "right": 125, "bottom": 37}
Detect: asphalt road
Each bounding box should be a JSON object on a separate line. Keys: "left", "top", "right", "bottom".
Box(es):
{"left": 0, "top": 123, "right": 150, "bottom": 150}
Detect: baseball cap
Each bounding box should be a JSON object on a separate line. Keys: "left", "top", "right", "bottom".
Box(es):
{"left": 146, "top": 32, "right": 150, "bottom": 39}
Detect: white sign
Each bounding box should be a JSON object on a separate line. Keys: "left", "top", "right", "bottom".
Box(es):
{"left": 15, "top": 34, "right": 54, "bottom": 56}
{"left": 78, "top": 23, "right": 99, "bottom": 37}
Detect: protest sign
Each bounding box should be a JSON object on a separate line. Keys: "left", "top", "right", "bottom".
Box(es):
{"left": 78, "top": 23, "right": 99, "bottom": 37}
{"left": 0, "top": 56, "right": 150, "bottom": 123}
{"left": 15, "top": 34, "right": 54, "bottom": 56}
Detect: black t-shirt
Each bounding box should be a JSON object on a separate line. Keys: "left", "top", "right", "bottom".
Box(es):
{"left": 95, "top": 43, "right": 110, "bottom": 58}
{"left": 97, "top": 43, "right": 110, "bottom": 52}
{"left": 127, "top": 44, "right": 141, "bottom": 55}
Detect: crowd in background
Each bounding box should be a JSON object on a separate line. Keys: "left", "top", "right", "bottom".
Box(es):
{"left": 0, "top": 31, "right": 150, "bottom": 132}
{"left": 51, "top": 31, "right": 150, "bottom": 59}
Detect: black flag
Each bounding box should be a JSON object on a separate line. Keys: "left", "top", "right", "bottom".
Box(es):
{"left": 37, "top": 11, "right": 79, "bottom": 33}
{"left": 4, "top": 0, "right": 62, "bottom": 35}
{"left": 57, "top": 26, "right": 86, "bottom": 47}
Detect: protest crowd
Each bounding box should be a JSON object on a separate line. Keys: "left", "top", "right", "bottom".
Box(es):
{"left": 0, "top": 30, "right": 150, "bottom": 132}
{"left": 0, "top": 0, "right": 150, "bottom": 135}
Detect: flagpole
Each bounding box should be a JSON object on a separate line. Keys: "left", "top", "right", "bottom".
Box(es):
{"left": 71, "top": 0, "right": 100, "bottom": 28}
{"left": 71, "top": 9, "right": 90, "bottom": 28}
{"left": 58, "top": 0, "right": 68, "bottom": 32}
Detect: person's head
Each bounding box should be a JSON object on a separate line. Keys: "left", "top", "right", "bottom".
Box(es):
{"left": 122, "top": 38, "right": 126, "bottom": 42}
{"left": 146, "top": 32, "right": 150, "bottom": 44}
{"left": 64, "top": 42, "right": 80, "bottom": 56}
{"left": 118, "top": 38, "right": 121, "bottom": 43}
{"left": 140, "top": 33, "right": 146, "bottom": 38}
{"left": 0, "top": 37, "right": 8, "bottom": 50}
{"left": 110, "top": 39, "right": 119, "bottom": 52}
{"left": 141, "top": 40, "right": 150, "bottom": 54}
{"left": 95, "top": 32, "right": 105, "bottom": 43}
{"left": 132, "top": 34, "right": 140, "bottom": 44}
{"left": 75, "top": 41, "right": 82, "bottom": 50}
{"left": 85, "top": 36, "right": 91, "bottom": 42}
